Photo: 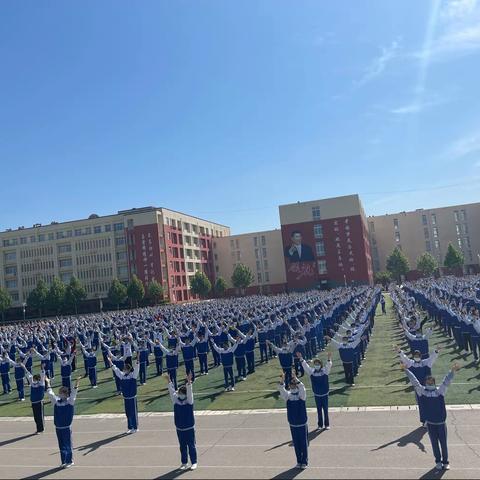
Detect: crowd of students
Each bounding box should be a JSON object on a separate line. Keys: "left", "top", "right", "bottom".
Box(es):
{"left": 391, "top": 275, "right": 480, "bottom": 472}
{"left": 0, "top": 285, "right": 380, "bottom": 470}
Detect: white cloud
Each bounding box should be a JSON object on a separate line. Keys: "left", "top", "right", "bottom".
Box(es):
{"left": 447, "top": 131, "right": 480, "bottom": 158}
{"left": 357, "top": 40, "right": 400, "bottom": 86}
{"left": 416, "top": 0, "right": 480, "bottom": 60}
{"left": 390, "top": 96, "right": 446, "bottom": 115}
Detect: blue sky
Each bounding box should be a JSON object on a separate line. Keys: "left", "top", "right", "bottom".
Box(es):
{"left": 1, "top": 0, "right": 479, "bottom": 234}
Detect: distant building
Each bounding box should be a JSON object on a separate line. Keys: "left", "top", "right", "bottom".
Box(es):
{"left": 0, "top": 207, "right": 229, "bottom": 307}
{"left": 368, "top": 201, "right": 480, "bottom": 275}
{"left": 279, "top": 194, "right": 373, "bottom": 289}
{"left": 213, "top": 229, "right": 287, "bottom": 295}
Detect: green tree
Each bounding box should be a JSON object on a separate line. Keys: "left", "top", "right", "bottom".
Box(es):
{"left": 47, "top": 277, "right": 66, "bottom": 314}
{"left": 127, "top": 274, "right": 145, "bottom": 307}
{"left": 190, "top": 271, "right": 212, "bottom": 298}
{"left": 214, "top": 277, "right": 227, "bottom": 296}
{"left": 0, "top": 287, "right": 12, "bottom": 321}
{"left": 27, "top": 279, "right": 49, "bottom": 317}
{"left": 147, "top": 280, "right": 164, "bottom": 305}
{"left": 231, "top": 263, "right": 254, "bottom": 292}
{"left": 416, "top": 252, "right": 438, "bottom": 277}
{"left": 108, "top": 279, "right": 128, "bottom": 310}
{"left": 374, "top": 271, "right": 392, "bottom": 288}
{"left": 65, "top": 276, "right": 87, "bottom": 315}
{"left": 443, "top": 243, "right": 464, "bottom": 270}
{"left": 386, "top": 247, "right": 410, "bottom": 282}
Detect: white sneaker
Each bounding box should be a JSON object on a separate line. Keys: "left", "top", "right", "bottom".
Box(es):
{"left": 179, "top": 464, "right": 188, "bottom": 470}
{"left": 325, "top": 426, "right": 331, "bottom": 430}
{"left": 300, "top": 464, "right": 307, "bottom": 470}
{"left": 65, "top": 462, "right": 74, "bottom": 468}
{"left": 231, "top": 387, "right": 235, "bottom": 391}
{"left": 127, "top": 429, "right": 133, "bottom": 434}
{"left": 60, "top": 464, "right": 66, "bottom": 468}
{"left": 190, "top": 463, "right": 198, "bottom": 470}
{"left": 93, "top": 385, "right": 98, "bottom": 389}
{"left": 131, "top": 429, "right": 138, "bottom": 433}
{"left": 435, "top": 462, "right": 443, "bottom": 470}
{"left": 443, "top": 464, "right": 450, "bottom": 470}
{"left": 295, "top": 464, "right": 301, "bottom": 469}
{"left": 225, "top": 387, "right": 230, "bottom": 392}
{"left": 20, "top": 398, "right": 25, "bottom": 402}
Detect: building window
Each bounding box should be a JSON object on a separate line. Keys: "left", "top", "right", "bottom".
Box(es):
{"left": 460, "top": 209, "right": 466, "bottom": 221}
{"left": 5, "top": 279, "right": 17, "bottom": 289}
{"left": 38, "top": 234, "right": 45, "bottom": 242}
{"left": 4, "top": 252, "right": 16, "bottom": 262}
{"left": 255, "top": 249, "right": 259, "bottom": 259}
{"left": 262, "top": 247, "right": 267, "bottom": 257}
{"left": 5, "top": 266, "right": 17, "bottom": 275}
{"left": 94, "top": 226, "right": 102, "bottom": 234}
{"left": 264, "top": 271, "right": 270, "bottom": 282}
{"left": 456, "top": 224, "right": 460, "bottom": 235}
{"left": 425, "top": 241, "right": 431, "bottom": 252}
{"left": 115, "top": 237, "right": 126, "bottom": 246}
{"left": 312, "top": 206, "right": 321, "bottom": 220}
{"left": 461, "top": 224, "right": 468, "bottom": 234}
{"left": 424, "top": 227, "right": 429, "bottom": 239}
{"left": 317, "top": 260, "right": 327, "bottom": 275}
{"left": 422, "top": 215, "right": 427, "bottom": 225}
{"left": 105, "top": 224, "right": 112, "bottom": 232}
{"left": 230, "top": 239, "right": 234, "bottom": 248}
{"left": 257, "top": 272, "right": 262, "bottom": 283}
{"left": 58, "top": 244, "right": 72, "bottom": 254}
{"left": 315, "top": 241, "right": 325, "bottom": 256}
{"left": 118, "top": 266, "right": 128, "bottom": 277}
{"left": 264, "top": 259, "right": 268, "bottom": 270}
{"left": 433, "top": 227, "right": 438, "bottom": 238}
{"left": 261, "top": 235, "right": 266, "bottom": 246}
{"left": 60, "top": 272, "right": 72, "bottom": 283}
{"left": 314, "top": 224, "right": 323, "bottom": 238}
{"left": 395, "top": 232, "right": 400, "bottom": 242}
{"left": 20, "top": 237, "right": 27, "bottom": 245}
{"left": 58, "top": 257, "right": 72, "bottom": 267}
{"left": 431, "top": 213, "right": 436, "bottom": 225}
{"left": 256, "top": 260, "right": 261, "bottom": 271}
{"left": 114, "top": 223, "right": 124, "bottom": 232}
{"left": 253, "top": 237, "right": 258, "bottom": 247}
{"left": 434, "top": 239, "right": 440, "bottom": 249}
{"left": 368, "top": 221, "right": 375, "bottom": 232}
{"left": 116, "top": 251, "right": 127, "bottom": 261}
{"left": 236, "top": 251, "right": 241, "bottom": 261}
{"left": 393, "top": 219, "right": 399, "bottom": 230}
{"left": 74, "top": 229, "right": 82, "bottom": 237}
{"left": 454, "top": 211, "right": 459, "bottom": 222}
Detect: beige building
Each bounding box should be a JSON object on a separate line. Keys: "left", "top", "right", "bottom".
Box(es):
{"left": 368, "top": 201, "right": 480, "bottom": 274}
{"left": 213, "top": 229, "right": 287, "bottom": 294}
{"left": 0, "top": 207, "right": 229, "bottom": 307}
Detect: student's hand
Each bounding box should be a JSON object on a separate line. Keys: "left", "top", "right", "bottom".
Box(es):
{"left": 186, "top": 373, "right": 193, "bottom": 384}
{"left": 164, "top": 373, "right": 171, "bottom": 383}
{"left": 75, "top": 378, "right": 81, "bottom": 389}
{"left": 279, "top": 372, "right": 285, "bottom": 383}
{"left": 296, "top": 352, "right": 303, "bottom": 360}
{"left": 45, "top": 377, "right": 50, "bottom": 388}
{"left": 327, "top": 352, "right": 332, "bottom": 360}
{"left": 451, "top": 363, "right": 461, "bottom": 372}
{"left": 399, "top": 363, "right": 407, "bottom": 371}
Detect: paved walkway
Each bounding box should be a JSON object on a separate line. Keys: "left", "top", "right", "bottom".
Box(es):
{"left": 1, "top": 409, "right": 480, "bottom": 479}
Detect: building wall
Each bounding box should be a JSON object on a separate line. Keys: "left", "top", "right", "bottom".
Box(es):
{"left": 279, "top": 195, "right": 373, "bottom": 289}
{"left": 368, "top": 202, "right": 480, "bottom": 274}
{"left": 0, "top": 207, "right": 229, "bottom": 307}
{"left": 213, "top": 229, "right": 287, "bottom": 294}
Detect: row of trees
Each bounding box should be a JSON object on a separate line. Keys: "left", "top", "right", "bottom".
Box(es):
{"left": 0, "top": 263, "right": 257, "bottom": 320}
{"left": 375, "top": 242, "right": 465, "bottom": 285}
{"left": 189, "top": 263, "right": 255, "bottom": 298}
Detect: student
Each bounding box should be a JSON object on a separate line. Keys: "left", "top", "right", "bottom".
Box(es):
{"left": 136, "top": 341, "right": 150, "bottom": 385}
{"left": 166, "top": 373, "right": 197, "bottom": 471}
{"left": 396, "top": 346, "right": 439, "bottom": 426}
{"left": 380, "top": 295, "right": 386, "bottom": 315}
{"left": 211, "top": 339, "right": 239, "bottom": 391}
{"left": 108, "top": 355, "right": 140, "bottom": 433}
{"left": 79, "top": 342, "right": 98, "bottom": 388}
{"left": 267, "top": 339, "right": 294, "bottom": 386}
{"left": 195, "top": 330, "right": 210, "bottom": 376}
{"left": 0, "top": 352, "right": 12, "bottom": 394}
{"left": 277, "top": 371, "right": 308, "bottom": 469}
{"left": 45, "top": 376, "right": 81, "bottom": 469}
{"left": 147, "top": 338, "right": 164, "bottom": 376}
{"left": 298, "top": 351, "right": 332, "bottom": 430}
{"left": 23, "top": 365, "right": 46, "bottom": 433}
{"left": 178, "top": 336, "right": 197, "bottom": 382}
{"left": 159, "top": 342, "right": 181, "bottom": 390}
{"left": 402, "top": 362, "right": 461, "bottom": 471}
{"left": 7, "top": 356, "right": 26, "bottom": 401}
{"left": 59, "top": 354, "right": 75, "bottom": 392}
{"left": 326, "top": 334, "right": 364, "bottom": 386}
